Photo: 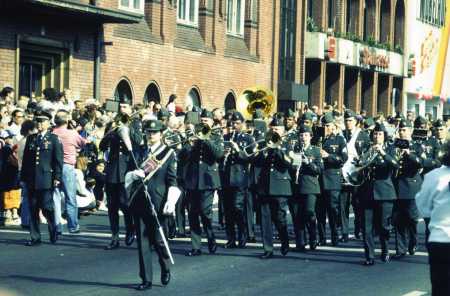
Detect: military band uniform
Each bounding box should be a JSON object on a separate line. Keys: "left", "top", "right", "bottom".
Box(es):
{"left": 421, "top": 136, "right": 441, "bottom": 175}
{"left": 128, "top": 143, "right": 177, "bottom": 286}
{"left": 255, "top": 143, "right": 292, "bottom": 257}
{"left": 179, "top": 133, "right": 224, "bottom": 254}
{"left": 361, "top": 143, "right": 399, "bottom": 263}
{"left": 393, "top": 140, "right": 424, "bottom": 256}
{"left": 21, "top": 131, "right": 63, "bottom": 244}
{"left": 341, "top": 128, "right": 371, "bottom": 240}
{"left": 247, "top": 128, "right": 265, "bottom": 241}
{"left": 99, "top": 126, "right": 135, "bottom": 247}
{"left": 291, "top": 142, "right": 323, "bottom": 250}
{"left": 317, "top": 133, "right": 348, "bottom": 245}
{"left": 222, "top": 131, "right": 255, "bottom": 247}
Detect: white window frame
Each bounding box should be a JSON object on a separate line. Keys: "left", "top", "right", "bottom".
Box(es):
{"left": 119, "top": 0, "right": 144, "bottom": 14}
{"left": 226, "top": 0, "right": 246, "bottom": 37}
{"left": 177, "top": 0, "right": 199, "bottom": 26}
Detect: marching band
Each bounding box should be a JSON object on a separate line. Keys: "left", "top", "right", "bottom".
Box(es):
{"left": 17, "top": 91, "right": 450, "bottom": 289}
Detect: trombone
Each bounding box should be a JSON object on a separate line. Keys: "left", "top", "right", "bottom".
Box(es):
{"left": 244, "top": 130, "right": 286, "bottom": 157}
{"left": 162, "top": 123, "right": 222, "bottom": 147}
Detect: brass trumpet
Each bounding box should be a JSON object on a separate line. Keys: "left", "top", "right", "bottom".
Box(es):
{"left": 162, "top": 123, "right": 221, "bottom": 147}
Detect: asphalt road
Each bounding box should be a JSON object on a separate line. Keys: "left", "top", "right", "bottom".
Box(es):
{"left": 0, "top": 211, "right": 431, "bottom": 296}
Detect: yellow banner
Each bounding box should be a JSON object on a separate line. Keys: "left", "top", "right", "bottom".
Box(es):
{"left": 433, "top": 0, "right": 450, "bottom": 96}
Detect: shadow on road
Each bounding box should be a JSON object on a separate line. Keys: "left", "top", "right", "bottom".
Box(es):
{"left": 6, "top": 275, "right": 164, "bottom": 289}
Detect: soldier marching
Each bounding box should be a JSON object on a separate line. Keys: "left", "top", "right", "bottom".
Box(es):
{"left": 12, "top": 87, "right": 450, "bottom": 290}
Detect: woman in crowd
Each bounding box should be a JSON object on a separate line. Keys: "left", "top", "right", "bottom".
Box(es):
{"left": 75, "top": 156, "right": 96, "bottom": 214}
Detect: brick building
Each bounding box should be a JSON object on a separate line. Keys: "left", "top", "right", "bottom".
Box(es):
{"left": 0, "top": 0, "right": 412, "bottom": 115}
{"left": 0, "top": 0, "right": 283, "bottom": 112}
{"left": 0, "top": 0, "right": 141, "bottom": 102}
{"left": 304, "top": 0, "right": 408, "bottom": 116}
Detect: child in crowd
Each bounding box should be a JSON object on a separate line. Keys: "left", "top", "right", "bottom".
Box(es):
{"left": 90, "top": 159, "right": 107, "bottom": 211}
{"left": 0, "top": 131, "right": 21, "bottom": 225}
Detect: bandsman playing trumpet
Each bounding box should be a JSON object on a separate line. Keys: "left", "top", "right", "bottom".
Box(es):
{"left": 413, "top": 116, "right": 440, "bottom": 175}
{"left": 360, "top": 123, "right": 399, "bottom": 266}
{"left": 254, "top": 117, "right": 293, "bottom": 259}
{"left": 179, "top": 109, "right": 224, "bottom": 256}
{"left": 222, "top": 111, "right": 255, "bottom": 249}
{"left": 317, "top": 113, "right": 348, "bottom": 246}
{"left": 290, "top": 125, "right": 323, "bottom": 251}
{"left": 392, "top": 119, "right": 424, "bottom": 259}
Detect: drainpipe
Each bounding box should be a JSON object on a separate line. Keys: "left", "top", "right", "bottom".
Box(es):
{"left": 93, "top": 26, "right": 101, "bottom": 100}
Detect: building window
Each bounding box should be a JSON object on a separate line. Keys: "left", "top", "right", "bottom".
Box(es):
{"left": 178, "top": 0, "right": 199, "bottom": 26}
{"left": 279, "top": 0, "right": 296, "bottom": 81}
{"left": 114, "top": 79, "right": 133, "bottom": 104}
{"left": 418, "top": 0, "right": 446, "bottom": 27}
{"left": 227, "top": 0, "right": 245, "bottom": 36}
{"left": 119, "top": 0, "right": 144, "bottom": 13}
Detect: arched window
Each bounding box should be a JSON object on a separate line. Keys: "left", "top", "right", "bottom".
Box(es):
{"left": 224, "top": 92, "right": 237, "bottom": 112}
{"left": 144, "top": 82, "right": 161, "bottom": 105}
{"left": 363, "top": 0, "right": 376, "bottom": 41}
{"left": 186, "top": 87, "right": 201, "bottom": 111}
{"left": 394, "top": 0, "right": 405, "bottom": 49}
{"left": 379, "top": 0, "right": 391, "bottom": 43}
{"left": 114, "top": 79, "right": 133, "bottom": 104}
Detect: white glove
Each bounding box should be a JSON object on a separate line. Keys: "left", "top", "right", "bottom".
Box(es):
{"left": 163, "top": 186, "right": 181, "bottom": 216}
{"left": 130, "top": 169, "right": 145, "bottom": 181}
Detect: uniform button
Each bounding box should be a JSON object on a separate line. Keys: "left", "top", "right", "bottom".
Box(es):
{"left": 270, "top": 168, "right": 274, "bottom": 171}
{"left": 199, "top": 161, "right": 203, "bottom": 164}
{"left": 36, "top": 162, "right": 39, "bottom": 165}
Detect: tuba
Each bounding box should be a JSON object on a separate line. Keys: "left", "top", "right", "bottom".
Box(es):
{"left": 236, "top": 86, "right": 275, "bottom": 120}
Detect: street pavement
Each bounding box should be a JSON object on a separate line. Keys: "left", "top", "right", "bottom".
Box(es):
{"left": 0, "top": 211, "right": 431, "bottom": 296}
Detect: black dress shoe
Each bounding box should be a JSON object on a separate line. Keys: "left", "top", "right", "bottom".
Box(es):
{"left": 208, "top": 241, "right": 217, "bottom": 254}
{"left": 260, "top": 251, "right": 274, "bottom": 259}
{"left": 354, "top": 232, "right": 361, "bottom": 240}
{"left": 25, "top": 239, "right": 41, "bottom": 247}
{"left": 339, "top": 235, "right": 349, "bottom": 243}
{"left": 125, "top": 232, "right": 136, "bottom": 246}
{"left": 309, "top": 241, "right": 317, "bottom": 251}
{"left": 281, "top": 244, "right": 289, "bottom": 256}
{"left": 50, "top": 231, "right": 58, "bottom": 244}
{"left": 248, "top": 237, "right": 257, "bottom": 243}
{"left": 408, "top": 245, "right": 417, "bottom": 255}
{"left": 318, "top": 239, "right": 327, "bottom": 246}
{"left": 185, "top": 249, "right": 202, "bottom": 256}
{"left": 238, "top": 239, "right": 247, "bottom": 249}
{"left": 135, "top": 281, "right": 152, "bottom": 290}
{"left": 294, "top": 246, "right": 306, "bottom": 252}
{"left": 331, "top": 239, "right": 339, "bottom": 247}
{"left": 104, "top": 240, "right": 120, "bottom": 250}
{"left": 223, "top": 241, "right": 237, "bottom": 249}
{"left": 363, "top": 259, "right": 375, "bottom": 266}
{"left": 381, "top": 253, "right": 391, "bottom": 263}
{"left": 161, "top": 271, "right": 171, "bottom": 286}
{"left": 392, "top": 252, "right": 406, "bottom": 260}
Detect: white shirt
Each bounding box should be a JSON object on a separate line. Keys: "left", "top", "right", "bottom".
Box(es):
{"left": 415, "top": 165, "right": 450, "bottom": 243}
{"left": 75, "top": 169, "right": 95, "bottom": 208}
